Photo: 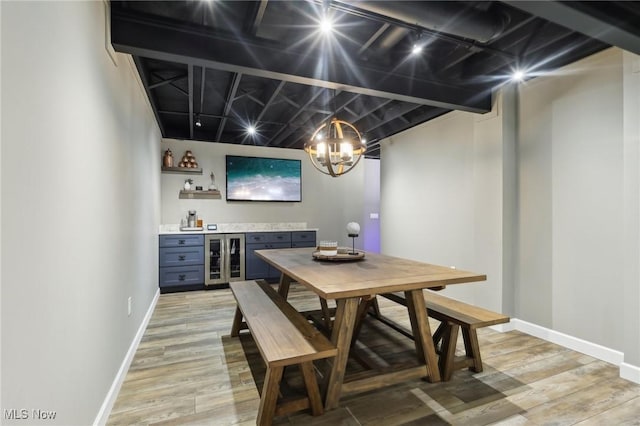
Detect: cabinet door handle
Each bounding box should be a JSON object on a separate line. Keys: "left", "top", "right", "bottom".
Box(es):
{"left": 178, "top": 274, "right": 186, "bottom": 281}
{"left": 178, "top": 239, "right": 185, "bottom": 245}
{"left": 178, "top": 255, "right": 186, "bottom": 261}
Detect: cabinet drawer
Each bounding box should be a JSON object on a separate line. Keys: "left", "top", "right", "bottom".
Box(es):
{"left": 245, "top": 232, "right": 292, "bottom": 244}
{"left": 247, "top": 242, "right": 291, "bottom": 250}
{"left": 159, "top": 234, "right": 204, "bottom": 247}
{"left": 159, "top": 246, "right": 204, "bottom": 267}
{"left": 292, "top": 231, "right": 316, "bottom": 243}
{"left": 292, "top": 241, "right": 316, "bottom": 248}
{"left": 159, "top": 265, "right": 204, "bottom": 287}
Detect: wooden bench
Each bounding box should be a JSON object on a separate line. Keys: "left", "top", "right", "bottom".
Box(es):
{"left": 379, "top": 290, "right": 510, "bottom": 380}
{"left": 230, "top": 280, "right": 337, "bottom": 426}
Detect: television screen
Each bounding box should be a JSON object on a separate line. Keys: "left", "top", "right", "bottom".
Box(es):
{"left": 226, "top": 155, "right": 302, "bottom": 202}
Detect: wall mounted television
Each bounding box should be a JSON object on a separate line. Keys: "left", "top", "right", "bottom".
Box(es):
{"left": 225, "top": 155, "right": 302, "bottom": 202}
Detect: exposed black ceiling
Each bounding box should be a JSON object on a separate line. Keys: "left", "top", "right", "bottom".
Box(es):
{"left": 110, "top": 1, "right": 640, "bottom": 158}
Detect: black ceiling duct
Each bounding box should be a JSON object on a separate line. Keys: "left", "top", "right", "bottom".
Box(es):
{"left": 339, "top": 1, "right": 510, "bottom": 43}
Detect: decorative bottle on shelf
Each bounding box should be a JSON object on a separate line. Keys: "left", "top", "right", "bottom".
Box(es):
{"left": 184, "top": 179, "right": 192, "bottom": 190}
{"left": 208, "top": 172, "right": 218, "bottom": 191}
{"left": 163, "top": 149, "right": 174, "bottom": 167}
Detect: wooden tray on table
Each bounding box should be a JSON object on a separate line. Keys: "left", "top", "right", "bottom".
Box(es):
{"left": 312, "top": 248, "right": 365, "bottom": 261}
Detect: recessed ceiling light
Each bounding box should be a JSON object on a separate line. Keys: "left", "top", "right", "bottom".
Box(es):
{"left": 411, "top": 44, "right": 423, "bottom": 55}
{"left": 247, "top": 125, "right": 256, "bottom": 135}
{"left": 512, "top": 70, "right": 525, "bottom": 82}
{"left": 320, "top": 17, "right": 333, "bottom": 34}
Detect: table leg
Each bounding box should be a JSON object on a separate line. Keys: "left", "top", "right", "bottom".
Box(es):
{"left": 405, "top": 289, "right": 441, "bottom": 383}
{"left": 323, "top": 297, "right": 359, "bottom": 410}
{"left": 277, "top": 273, "right": 293, "bottom": 299}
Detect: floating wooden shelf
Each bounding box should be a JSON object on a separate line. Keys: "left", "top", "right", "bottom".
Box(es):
{"left": 162, "top": 166, "right": 203, "bottom": 174}
{"left": 179, "top": 190, "right": 221, "bottom": 199}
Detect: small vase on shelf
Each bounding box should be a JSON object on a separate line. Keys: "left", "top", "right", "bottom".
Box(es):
{"left": 208, "top": 172, "right": 218, "bottom": 191}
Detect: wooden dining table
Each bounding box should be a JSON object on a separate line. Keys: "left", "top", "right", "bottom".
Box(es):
{"left": 255, "top": 247, "right": 486, "bottom": 410}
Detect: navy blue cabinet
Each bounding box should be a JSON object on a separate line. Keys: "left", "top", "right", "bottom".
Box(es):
{"left": 159, "top": 234, "right": 204, "bottom": 292}
{"left": 245, "top": 231, "right": 316, "bottom": 280}
{"left": 291, "top": 231, "right": 316, "bottom": 248}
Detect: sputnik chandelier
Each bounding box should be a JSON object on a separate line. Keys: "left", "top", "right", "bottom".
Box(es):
{"left": 304, "top": 115, "right": 366, "bottom": 177}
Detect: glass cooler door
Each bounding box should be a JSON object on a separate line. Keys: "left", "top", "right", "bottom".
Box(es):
{"left": 226, "top": 234, "right": 245, "bottom": 282}
{"left": 205, "top": 235, "right": 224, "bottom": 285}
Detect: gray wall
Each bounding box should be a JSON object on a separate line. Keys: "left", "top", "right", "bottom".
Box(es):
{"left": 160, "top": 139, "right": 372, "bottom": 249}
{"left": 380, "top": 92, "right": 512, "bottom": 313}
{"left": 518, "top": 48, "right": 625, "bottom": 349}
{"left": 380, "top": 47, "right": 640, "bottom": 371}
{"left": 1, "top": 2, "right": 161, "bottom": 424}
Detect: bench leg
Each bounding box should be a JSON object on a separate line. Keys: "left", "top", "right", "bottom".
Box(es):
{"left": 277, "top": 274, "right": 293, "bottom": 299}
{"left": 231, "top": 307, "right": 243, "bottom": 337}
{"left": 257, "top": 365, "right": 284, "bottom": 426}
{"left": 369, "top": 297, "right": 381, "bottom": 318}
{"left": 351, "top": 296, "right": 375, "bottom": 346}
{"left": 319, "top": 298, "right": 333, "bottom": 330}
{"left": 462, "top": 327, "right": 483, "bottom": 373}
{"left": 439, "top": 322, "right": 459, "bottom": 381}
{"left": 299, "top": 362, "right": 323, "bottom": 416}
{"left": 432, "top": 321, "right": 448, "bottom": 353}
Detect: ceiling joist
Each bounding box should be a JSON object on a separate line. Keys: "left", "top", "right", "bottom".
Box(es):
{"left": 110, "top": 8, "right": 493, "bottom": 114}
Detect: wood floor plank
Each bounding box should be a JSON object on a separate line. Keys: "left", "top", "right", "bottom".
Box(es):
{"left": 522, "top": 377, "right": 640, "bottom": 424}
{"left": 107, "top": 284, "right": 640, "bottom": 426}
{"left": 573, "top": 395, "right": 640, "bottom": 425}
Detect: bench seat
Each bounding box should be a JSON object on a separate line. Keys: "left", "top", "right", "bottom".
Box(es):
{"left": 230, "top": 280, "right": 337, "bottom": 425}
{"left": 380, "top": 290, "right": 510, "bottom": 380}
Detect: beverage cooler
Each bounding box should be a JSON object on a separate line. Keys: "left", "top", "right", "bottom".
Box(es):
{"left": 205, "top": 234, "right": 245, "bottom": 286}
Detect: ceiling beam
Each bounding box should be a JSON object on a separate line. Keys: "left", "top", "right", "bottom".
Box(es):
{"left": 216, "top": 73, "right": 242, "bottom": 142}
{"left": 357, "top": 23, "right": 390, "bottom": 56}
{"left": 150, "top": 71, "right": 188, "bottom": 96}
{"left": 198, "top": 67, "right": 206, "bottom": 113}
{"left": 256, "top": 80, "right": 285, "bottom": 122}
{"left": 358, "top": 102, "right": 422, "bottom": 135}
{"left": 505, "top": 1, "right": 640, "bottom": 55}
{"left": 133, "top": 57, "right": 165, "bottom": 136}
{"left": 279, "top": 95, "right": 300, "bottom": 109}
{"left": 148, "top": 74, "right": 187, "bottom": 89}
{"left": 267, "top": 89, "right": 325, "bottom": 146}
{"left": 282, "top": 91, "right": 362, "bottom": 148}
{"left": 250, "top": 0, "right": 269, "bottom": 36}
{"left": 188, "top": 65, "right": 194, "bottom": 139}
{"left": 111, "top": 8, "right": 492, "bottom": 113}
{"left": 366, "top": 108, "right": 449, "bottom": 143}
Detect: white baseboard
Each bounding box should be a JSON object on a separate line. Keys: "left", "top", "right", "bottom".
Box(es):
{"left": 502, "top": 318, "right": 639, "bottom": 384}
{"left": 490, "top": 322, "right": 515, "bottom": 333}
{"left": 620, "top": 362, "right": 640, "bottom": 384}
{"left": 510, "top": 319, "right": 624, "bottom": 366}
{"left": 93, "top": 289, "right": 160, "bottom": 425}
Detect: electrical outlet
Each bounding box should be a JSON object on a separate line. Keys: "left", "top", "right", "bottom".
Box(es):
{"left": 127, "top": 297, "right": 132, "bottom": 316}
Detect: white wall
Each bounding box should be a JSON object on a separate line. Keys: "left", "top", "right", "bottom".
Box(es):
{"left": 160, "top": 139, "right": 368, "bottom": 248}
{"left": 1, "top": 2, "right": 161, "bottom": 424}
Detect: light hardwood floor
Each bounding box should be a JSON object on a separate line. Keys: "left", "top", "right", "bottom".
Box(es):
{"left": 107, "top": 284, "right": 640, "bottom": 425}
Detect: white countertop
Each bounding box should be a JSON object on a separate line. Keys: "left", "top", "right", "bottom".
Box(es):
{"left": 159, "top": 222, "right": 317, "bottom": 235}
